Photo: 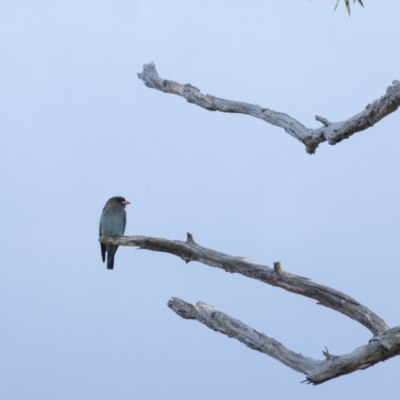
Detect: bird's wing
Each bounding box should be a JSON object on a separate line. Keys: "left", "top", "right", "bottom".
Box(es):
{"left": 99, "top": 215, "right": 106, "bottom": 262}
{"left": 100, "top": 243, "right": 106, "bottom": 262}
{"left": 122, "top": 212, "right": 127, "bottom": 233}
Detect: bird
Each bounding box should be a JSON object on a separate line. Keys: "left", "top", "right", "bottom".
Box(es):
{"left": 99, "top": 196, "right": 130, "bottom": 270}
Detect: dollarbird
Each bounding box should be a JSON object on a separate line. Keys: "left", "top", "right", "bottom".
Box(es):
{"left": 99, "top": 196, "right": 130, "bottom": 270}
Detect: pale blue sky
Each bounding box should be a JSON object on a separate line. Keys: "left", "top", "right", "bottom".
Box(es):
{"left": 1, "top": 1, "right": 400, "bottom": 399}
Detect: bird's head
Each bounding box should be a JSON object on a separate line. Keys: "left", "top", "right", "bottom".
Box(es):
{"left": 110, "top": 196, "right": 130, "bottom": 207}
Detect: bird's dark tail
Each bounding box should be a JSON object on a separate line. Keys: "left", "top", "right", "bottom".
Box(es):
{"left": 107, "top": 253, "right": 115, "bottom": 270}
{"left": 105, "top": 244, "right": 118, "bottom": 270}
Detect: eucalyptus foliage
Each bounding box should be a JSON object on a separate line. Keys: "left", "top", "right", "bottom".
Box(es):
{"left": 335, "top": 0, "right": 364, "bottom": 15}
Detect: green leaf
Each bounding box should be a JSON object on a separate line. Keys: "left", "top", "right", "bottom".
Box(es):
{"left": 334, "top": 0, "right": 365, "bottom": 15}
{"left": 345, "top": 0, "right": 351, "bottom": 15}
{"left": 334, "top": 0, "right": 339, "bottom": 11}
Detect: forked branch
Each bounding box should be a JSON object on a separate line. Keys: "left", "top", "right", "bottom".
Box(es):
{"left": 138, "top": 62, "right": 400, "bottom": 154}
{"left": 99, "top": 233, "right": 394, "bottom": 384}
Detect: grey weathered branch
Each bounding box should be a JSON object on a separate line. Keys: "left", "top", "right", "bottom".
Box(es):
{"left": 167, "top": 298, "right": 400, "bottom": 385}
{"left": 137, "top": 62, "right": 400, "bottom": 154}
{"left": 100, "top": 233, "right": 388, "bottom": 335}
{"left": 99, "top": 233, "right": 393, "bottom": 383}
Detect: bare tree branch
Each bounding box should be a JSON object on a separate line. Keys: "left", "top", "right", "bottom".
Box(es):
{"left": 99, "top": 233, "right": 394, "bottom": 383}
{"left": 168, "top": 297, "right": 400, "bottom": 385}
{"left": 99, "top": 234, "right": 388, "bottom": 335}
{"left": 137, "top": 63, "right": 400, "bottom": 154}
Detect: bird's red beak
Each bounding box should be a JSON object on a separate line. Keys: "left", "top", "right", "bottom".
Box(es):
{"left": 121, "top": 200, "right": 130, "bottom": 205}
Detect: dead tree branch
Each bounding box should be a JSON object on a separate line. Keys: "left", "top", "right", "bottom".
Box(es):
{"left": 99, "top": 233, "right": 394, "bottom": 384}
{"left": 138, "top": 63, "right": 400, "bottom": 154}
{"left": 167, "top": 298, "right": 400, "bottom": 385}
